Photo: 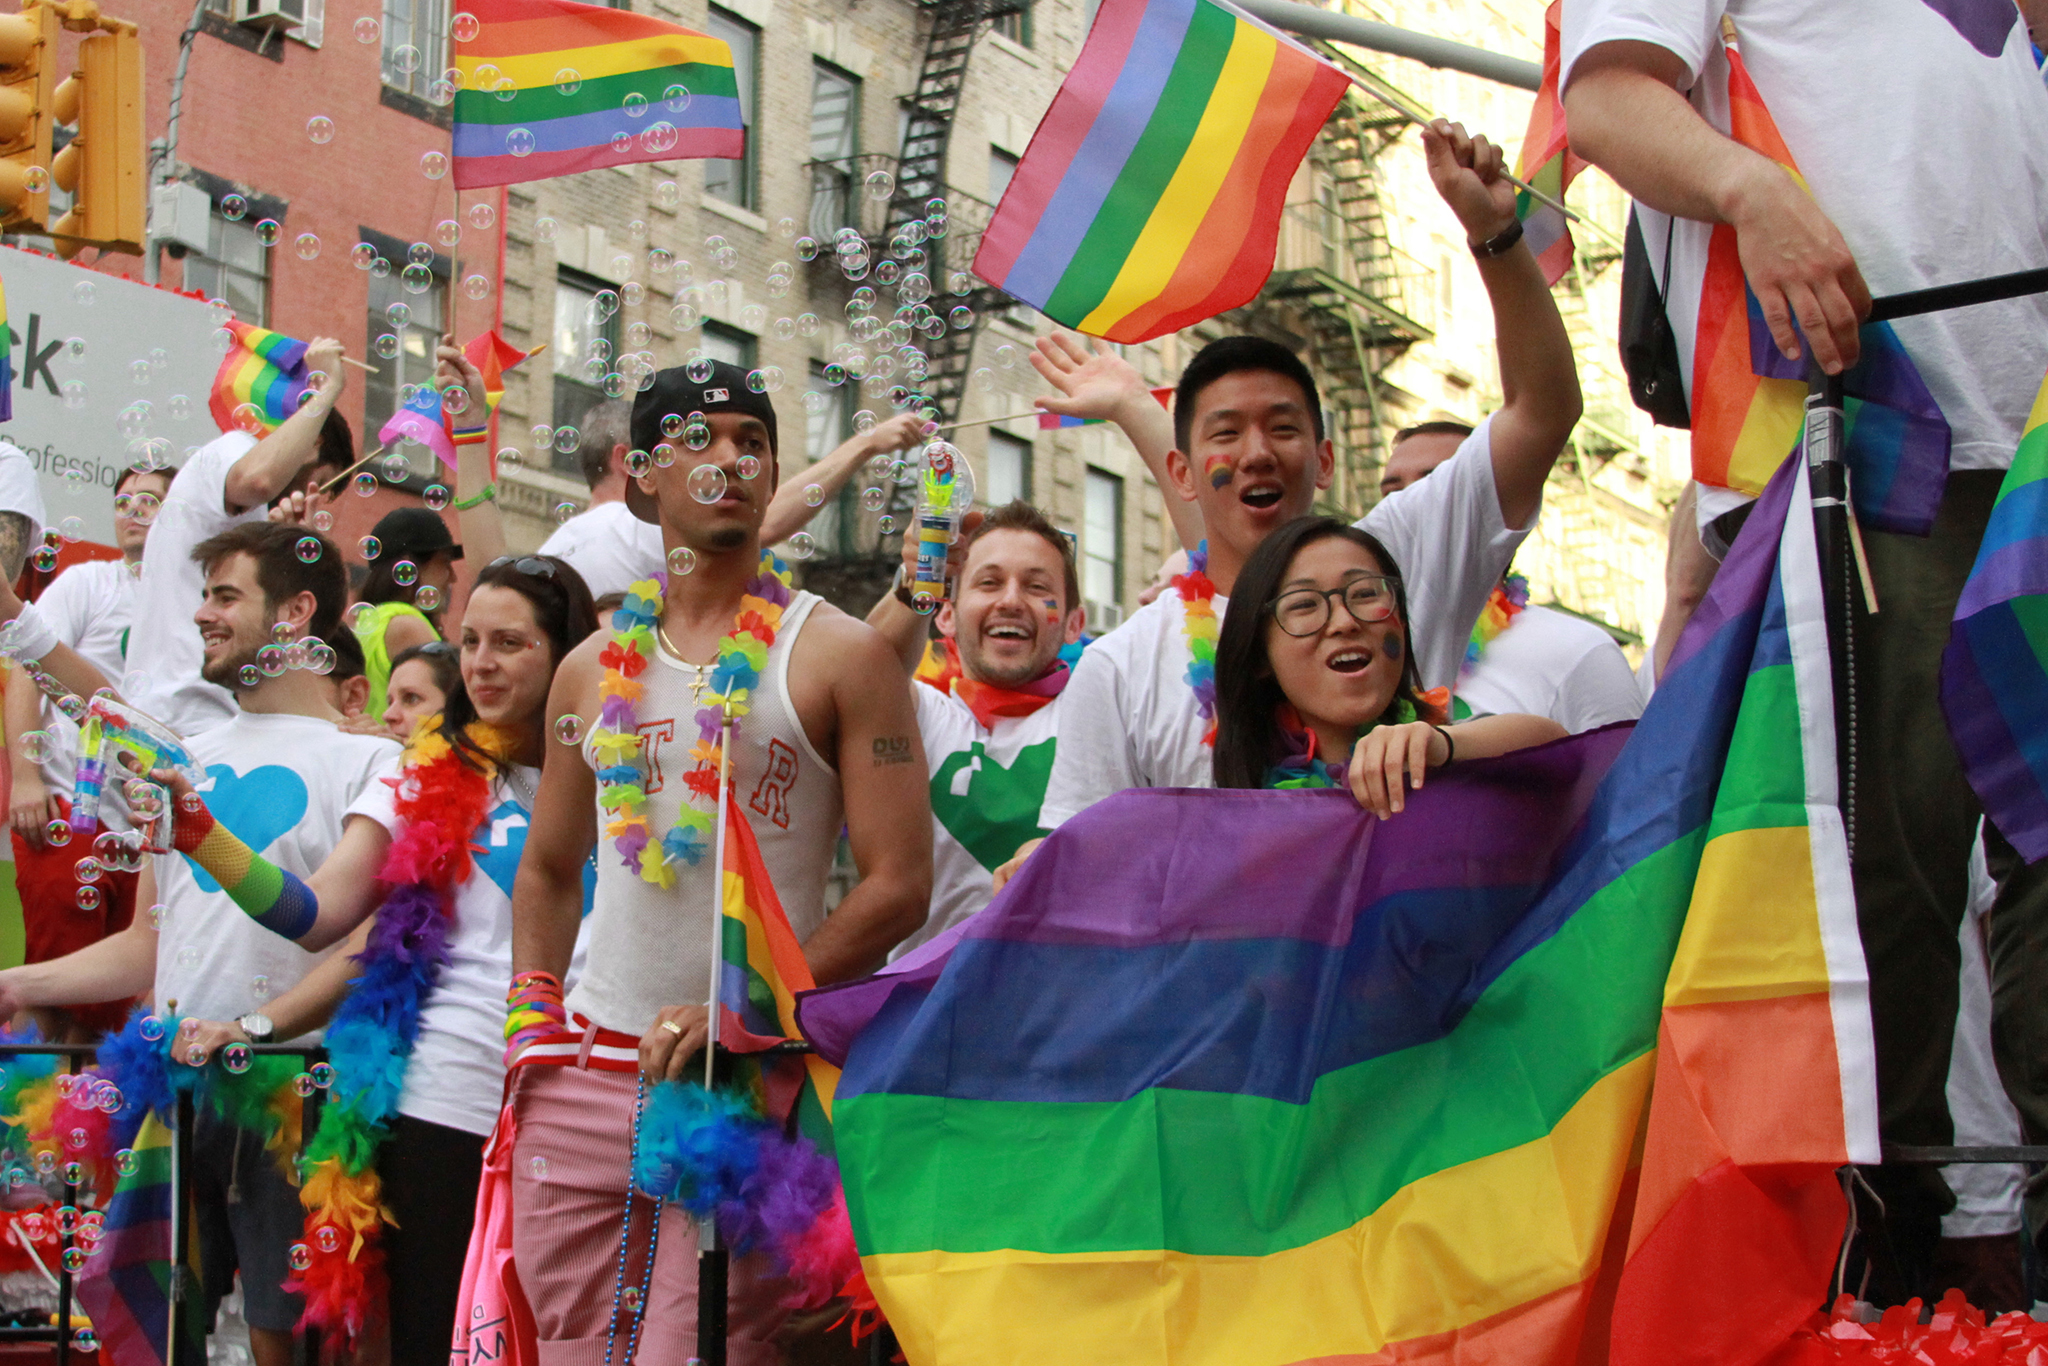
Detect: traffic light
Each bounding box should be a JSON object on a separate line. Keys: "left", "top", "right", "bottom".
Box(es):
{"left": 0, "top": 1, "right": 58, "bottom": 234}
{"left": 49, "top": 21, "right": 141, "bottom": 256}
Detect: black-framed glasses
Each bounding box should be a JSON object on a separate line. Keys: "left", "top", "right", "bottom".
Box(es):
{"left": 1269, "top": 575, "right": 1399, "bottom": 637}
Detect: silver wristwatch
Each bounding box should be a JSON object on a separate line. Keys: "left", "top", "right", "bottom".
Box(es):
{"left": 237, "top": 1011, "right": 274, "bottom": 1043}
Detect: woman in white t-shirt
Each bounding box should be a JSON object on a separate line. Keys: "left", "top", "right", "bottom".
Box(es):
{"left": 1211, "top": 517, "right": 1565, "bottom": 810}
{"left": 167, "top": 554, "right": 597, "bottom": 1361}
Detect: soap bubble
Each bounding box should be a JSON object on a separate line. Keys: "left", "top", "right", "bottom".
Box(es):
{"left": 663, "top": 83, "right": 690, "bottom": 112}
{"left": 685, "top": 358, "right": 714, "bottom": 384}
{"left": 423, "top": 484, "right": 450, "bottom": 512}
{"left": 801, "top": 483, "right": 824, "bottom": 507}
{"left": 222, "top": 1044, "right": 251, "bottom": 1074}
{"left": 506, "top": 128, "right": 535, "bottom": 157}
{"left": 294, "top": 535, "right": 322, "bottom": 565}
{"left": 388, "top": 297, "right": 413, "bottom": 325}
{"left": 73, "top": 857, "right": 101, "bottom": 884}
{"left": 310, "top": 1061, "right": 335, "bottom": 1088}
{"left": 464, "top": 274, "right": 491, "bottom": 300}
{"left": 353, "top": 15, "right": 378, "bottom": 40}
{"left": 534, "top": 215, "right": 557, "bottom": 242}
{"left": 784, "top": 532, "right": 814, "bottom": 560}
{"left": 861, "top": 487, "right": 886, "bottom": 512}
{"left": 139, "top": 1015, "right": 164, "bottom": 1040}
{"left": 682, "top": 422, "right": 710, "bottom": 451}
{"left": 115, "top": 1149, "right": 137, "bottom": 1176}
{"left": 451, "top": 10, "right": 480, "bottom": 40}
{"left": 393, "top": 560, "right": 418, "bottom": 587}
{"left": 289, "top": 1243, "right": 312, "bottom": 1271}
{"left": 306, "top": 115, "right": 334, "bottom": 144}
{"left": 359, "top": 534, "right": 381, "bottom": 559}
{"left": 687, "top": 465, "right": 726, "bottom": 504}
{"left": 44, "top": 819, "right": 69, "bottom": 846}
{"left": 467, "top": 202, "right": 497, "bottom": 231}
{"left": 391, "top": 43, "right": 421, "bottom": 73}
{"left": 866, "top": 169, "right": 894, "bottom": 199}
{"left": 315, "top": 1226, "right": 340, "bottom": 1254}
{"left": 293, "top": 1073, "right": 316, "bottom": 1097}
{"left": 251, "top": 973, "right": 272, "bottom": 1000}
{"left": 353, "top": 471, "right": 378, "bottom": 498}
{"left": 295, "top": 232, "right": 320, "bottom": 260}
{"left": 374, "top": 333, "right": 400, "bottom": 360}
{"left": 622, "top": 91, "right": 648, "bottom": 118}
{"left": 735, "top": 454, "right": 761, "bottom": 480}
{"left": 351, "top": 241, "right": 378, "bottom": 270}
{"left": 553, "top": 715, "right": 584, "bottom": 745}
{"left": 402, "top": 263, "right": 435, "bottom": 294}
{"left": 74, "top": 885, "right": 99, "bottom": 911}
{"left": 435, "top": 219, "right": 461, "bottom": 247}
{"left": 221, "top": 194, "right": 247, "bottom": 221}
{"left": 420, "top": 150, "right": 448, "bottom": 180}
{"left": 667, "top": 547, "right": 695, "bottom": 576}
{"left": 416, "top": 585, "right": 442, "bottom": 612}
{"left": 18, "top": 730, "right": 47, "bottom": 763}
{"left": 62, "top": 1249, "right": 87, "bottom": 1275}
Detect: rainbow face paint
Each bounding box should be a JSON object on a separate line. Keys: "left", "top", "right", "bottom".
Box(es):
{"left": 1204, "top": 455, "right": 1233, "bottom": 491}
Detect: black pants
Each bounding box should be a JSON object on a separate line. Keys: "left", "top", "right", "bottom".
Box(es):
{"left": 378, "top": 1114, "right": 487, "bottom": 1365}
{"left": 1850, "top": 470, "right": 2048, "bottom": 1299}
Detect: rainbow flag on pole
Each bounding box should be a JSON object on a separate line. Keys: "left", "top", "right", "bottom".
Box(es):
{"left": 973, "top": 0, "right": 1349, "bottom": 344}
{"left": 1037, "top": 383, "right": 1173, "bottom": 429}
{"left": 452, "top": 0, "right": 743, "bottom": 189}
{"left": 1943, "top": 371, "right": 2048, "bottom": 863}
{"left": 720, "top": 804, "right": 839, "bottom": 1127}
{"left": 208, "top": 320, "right": 310, "bottom": 436}
{"left": 1513, "top": 2, "right": 1582, "bottom": 287}
{"left": 800, "top": 461, "right": 1872, "bottom": 1366}
{"left": 74, "top": 1115, "right": 202, "bottom": 1366}
{"left": 1690, "top": 19, "right": 1949, "bottom": 533}
{"left": 379, "top": 385, "right": 457, "bottom": 470}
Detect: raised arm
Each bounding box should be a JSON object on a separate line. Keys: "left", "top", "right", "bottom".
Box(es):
{"left": 1030, "top": 334, "right": 1202, "bottom": 553}
{"left": 223, "top": 337, "right": 348, "bottom": 515}
{"left": 763, "top": 412, "right": 924, "bottom": 547}
{"left": 439, "top": 344, "right": 507, "bottom": 568}
{"left": 1420, "top": 120, "right": 1581, "bottom": 531}
{"left": 0, "top": 572, "right": 115, "bottom": 701}
{"left": 1563, "top": 41, "right": 1867, "bottom": 374}
{"left": 800, "top": 618, "right": 932, "bottom": 982}
{"left": 512, "top": 640, "right": 600, "bottom": 985}
{"left": 865, "top": 509, "right": 985, "bottom": 674}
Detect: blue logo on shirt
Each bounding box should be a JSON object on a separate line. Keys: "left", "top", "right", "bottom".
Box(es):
{"left": 182, "top": 764, "right": 310, "bottom": 893}
{"left": 473, "top": 798, "right": 529, "bottom": 900}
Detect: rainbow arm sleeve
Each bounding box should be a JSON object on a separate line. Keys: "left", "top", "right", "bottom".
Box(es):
{"left": 170, "top": 794, "right": 319, "bottom": 941}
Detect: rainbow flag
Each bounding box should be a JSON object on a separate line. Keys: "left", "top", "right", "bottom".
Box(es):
{"left": 379, "top": 385, "right": 457, "bottom": 469}
{"left": 1513, "top": 3, "right": 1582, "bottom": 286}
{"left": 1036, "top": 383, "right": 1174, "bottom": 429}
{"left": 973, "top": 0, "right": 1348, "bottom": 344}
{"left": 720, "top": 804, "right": 839, "bottom": 1126}
{"left": 207, "top": 320, "right": 310, "bottom": 436}
{"left": 800, "top": 460, "right": 1872, "bottom": 1366}
{"left": 1690, "top": 20, "right": 1949, "bottom": 533}
{"left": 74, "top": 1115, "right": 202, "bottom": 1366}
{"left": 0, "top": 276, "right": 15, "bottom": 424}
{"left": 452, "top": 0, "right": 743, "bottom": 190}
{"left": 1942, "top": 371, "right": 2048, "bottom": 863}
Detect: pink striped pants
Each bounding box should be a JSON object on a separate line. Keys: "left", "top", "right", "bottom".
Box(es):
{"left": 508, "top": 1063, "right": 791, "bottom": 1365}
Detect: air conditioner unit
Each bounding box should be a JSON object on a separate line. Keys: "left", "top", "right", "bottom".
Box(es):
{"left": 235, "top": 0, "right": 304, "bottom": 30}
{"left": 1084, "top": 598, "right": 1124, "bottom": 635}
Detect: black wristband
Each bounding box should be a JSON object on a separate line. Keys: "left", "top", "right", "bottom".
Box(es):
{"left": 1470, "top": 219, "right": 1524, "bottom": 260}
{"left": 1432, "top": 725, "right": 1456, "bottom": 766}
{"left": 891, "top": 566, "right": 918, "bottom": 609}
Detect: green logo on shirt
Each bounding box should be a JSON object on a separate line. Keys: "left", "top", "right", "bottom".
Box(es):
{"left": 930, "top": 738, "right": 1056, "bottom": 873}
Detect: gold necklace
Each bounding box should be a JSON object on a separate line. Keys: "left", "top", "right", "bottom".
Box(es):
{"left": 656, "top": 621, "right": 713, "bottom": 701}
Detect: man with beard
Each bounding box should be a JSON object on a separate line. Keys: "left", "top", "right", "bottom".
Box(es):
{"left": 867, "top": 499, "right": 1085, "bottom": 952}
{"left": 0, "top": 521, "right": 398, "bottom": 1366}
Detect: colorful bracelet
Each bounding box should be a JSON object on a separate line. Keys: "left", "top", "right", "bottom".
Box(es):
{"left": 450, "top": 425, "right": 490, "bottom": 447}
{"left": 505, "top": 970, "right": 568, "bottom": 1060}
{"left": 451, "top": 482, "right": 497, "bottom": 511}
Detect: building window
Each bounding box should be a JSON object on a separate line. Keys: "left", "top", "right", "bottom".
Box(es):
{"left": 380, "top": 0, "right": 446, "bottom": 101}
{"left": 988, "top": 147, "right": 1018, "bottom": 203}
{"left": 363, "top": 258, "right": 445, "bottom": 476}
{"left": 806, "top": 364, "right": 853, "bottom": 553}
{"left": 808, "top": 61, "right": 860, "bottom": 238}
{"left": 986, "top": 431, "right": 1030, "bottom": 506}
{"left": 552, "top": 268, "right": 620, "bottom": 469}
{"left": 991, "top": 1, "right": 1032, "bottom": 46}
{"left": 702, "top": 7, "right": 758, "bottom": 210}
{"left": 1083, "top": 467, "right": 1122, "bottom": 609}
{"left": 182, "top": 211, "right": 269, "bottom": 324}
{"left": 701, "top": 322, "right": 756, "bottom": 370}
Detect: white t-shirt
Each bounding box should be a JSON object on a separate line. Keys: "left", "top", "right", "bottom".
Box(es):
{"left": 31, "top": 558, "right": 140, "bottom": 804}
{"left": 346, "top": 757, "right": 544, "bottom": 1136}
{"left": 1040, "top": 419, "right": 1528, "bottom": 826}
{"left": 1562, "top": 0, "right": 2048, "bottom": 522}
{"left": 129, "top": 431, "right": 262, "bottom": 737}
{"left": 152, "top": 710, "right": 398, "bottom": 1028}
{"left": 1455, "top": 605, "right": 1644, "bottom": 735}
{"left": 537, "top": 500, "right": 665, "bottom": 601}
{"left": 895, "top": 682, "right": 1064, "bottom": 959}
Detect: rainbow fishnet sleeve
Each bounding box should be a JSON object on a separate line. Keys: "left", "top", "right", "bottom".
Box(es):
{"left": 171, "top": 796, "right": 319, "bottom": 941}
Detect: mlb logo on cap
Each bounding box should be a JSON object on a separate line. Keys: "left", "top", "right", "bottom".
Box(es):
{"left": 704, "top": 387, "right": 730, "bottom": 402}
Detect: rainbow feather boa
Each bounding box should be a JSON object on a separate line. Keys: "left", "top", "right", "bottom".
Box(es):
{"left": 291, "top": 719, "right": 513, "bottom": 1342}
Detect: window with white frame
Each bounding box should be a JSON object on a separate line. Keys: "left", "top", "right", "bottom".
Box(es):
{"left": 986, "top": 431, "right": 1031, "bottom": 507}
{"left": 1083, "top": 467, "right": 1123, "bottom": 609}
{"left": 381, "top": 0, "right": 447, "bottom": 101}
{"left": 182, "top": 212, "right": 268, "bottom": 325}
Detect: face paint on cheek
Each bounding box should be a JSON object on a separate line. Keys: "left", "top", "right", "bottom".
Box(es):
{"left": 1204, "top": 455, "right": 1233, "bottom": 491}
{"left": 1044, "top": 599, "right": 1060, "bottom": 622}
{"left": 1383, "top": 634, "right": 1403, "bottom": 663}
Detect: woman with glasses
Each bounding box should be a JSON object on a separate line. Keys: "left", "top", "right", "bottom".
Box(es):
{"left": 157, "top": 553, "right": 597, "bottom": 1362}
{"left": 1213, "top": 517, "right": 1563, "bottom": 814}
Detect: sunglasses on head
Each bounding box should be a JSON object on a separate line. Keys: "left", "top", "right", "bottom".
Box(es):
{"left": 487, "top": 556, "right": 558, "bottom": 580}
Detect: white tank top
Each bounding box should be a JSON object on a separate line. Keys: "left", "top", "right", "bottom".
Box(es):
{"left": 566, "top": 590, "right": 843, "bottom": 1036}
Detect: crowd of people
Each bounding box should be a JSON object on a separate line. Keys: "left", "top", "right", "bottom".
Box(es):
{"left": 0, "top": 2, "right": 2030, "bottom": 1353}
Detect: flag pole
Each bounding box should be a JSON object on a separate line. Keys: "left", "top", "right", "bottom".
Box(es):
{"left": 1336, "top": 72, "right": 1581, "bottom": 225}
{"left": 939, "top": 408, "right": 1045, "bottom": 432}
{"left": 317, "top": 445, "right": 385, "bottom": 496}
{"left": 697, "top": 713, "right": 733, "bottom": 1366}
{"left": 1803, "top": 360, "right": 1857, "bottom": 859}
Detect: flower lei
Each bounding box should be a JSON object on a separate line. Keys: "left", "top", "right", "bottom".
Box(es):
{"left": 593, "top": 553, "right": 794, "bottom": 889}
{"left": 1461, "top": 573, "right": 1528, "bottom": 675}
{"left": 293, "top": 718, "right": 514, "bottom": 1343}
{"left": 1171, "top": 540, "right": 1221, "bottom": 746}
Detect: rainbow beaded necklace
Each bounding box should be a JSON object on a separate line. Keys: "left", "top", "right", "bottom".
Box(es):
{"left": 591, "top": 552, "right": 795, "bottom": 889}
{"left": 1171, "top": 540, "right": 1221, "bottom": 746}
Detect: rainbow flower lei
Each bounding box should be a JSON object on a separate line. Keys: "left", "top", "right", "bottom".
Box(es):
{"left": 1461, "top": 573, "right": 1529, "bottom": 675}
{"left": 1172, "top": 540, "right": 1221, "bottom": 747}
{"left": 593, "top": 552, "right": 794, "bottom": 889}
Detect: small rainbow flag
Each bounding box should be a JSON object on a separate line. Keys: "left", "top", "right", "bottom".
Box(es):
{"left": 1942, "top": 371, "right": 2048, "bottom": 863}
{"left": 1036, "top": 383, "right": 1174, "bottom": 429}
{"left": 208, "top": 320, "right": 310, "bottom": 436}
{"left": 0, "top": 276, "right": 15, "bottom": 423}
{"left": 452, "top": 0, "right": 743, "bottom": 190}
{"left": 720, "top": 803, "right": 839, "bottom": 1129}
{"left": 974, "top": 0, "right": 1349, "bottom": 344}
{"left": 74, "top": 1114, "right": 203, "bottom": 1366}
{"left": 380, "top": 385, "right": 457, "bottom": 469}
{"left": 1512, "top": 3, "right": 1582, "bottom": 287}
{"left": 463, "top": 328, "right": 539, "bottom": 417}
{"left": 1690, "top": 19, "right": 1949, "bottom": 534}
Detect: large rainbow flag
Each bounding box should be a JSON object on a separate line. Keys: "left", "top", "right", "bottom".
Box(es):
{"left": 1689, "top": 19, "right": 1950, "bottom": 534}
{"left": 207, "top": 320, "right": 310, "bottom": 436}
{"left": 800, "top": 459, "right": 1873, "bottom": 1366}
{"left": 973, "top": 0, "right": 1349, "bottom": 344}
{"left": 1513, "top": 2, "right": 1582, "bottom": 287}
{"left": 452, "top": 0, "right": 743, "bottom": 189}
{"left": 1943, "top": 371, "right": 2048, "bottom": 863}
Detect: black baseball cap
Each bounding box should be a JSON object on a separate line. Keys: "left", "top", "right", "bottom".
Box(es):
{"left": 369, "top": 507, "right": 462, "bottom": 562}
{"left": 626, "top": 360, "right": 779, "bottom": 526}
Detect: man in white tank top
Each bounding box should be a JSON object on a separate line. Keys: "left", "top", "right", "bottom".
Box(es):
{"left": 506, "top": 361, "right": 933, "bottom": 1363}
